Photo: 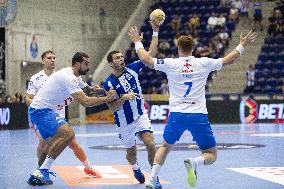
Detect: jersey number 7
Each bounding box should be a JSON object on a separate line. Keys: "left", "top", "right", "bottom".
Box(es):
{"left": 183, "top": 82, "right": 192, "bottom": 97}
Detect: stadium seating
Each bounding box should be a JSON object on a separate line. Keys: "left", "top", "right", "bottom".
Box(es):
{"left": 125, "top": 0, "right": 236, "bottom": 94}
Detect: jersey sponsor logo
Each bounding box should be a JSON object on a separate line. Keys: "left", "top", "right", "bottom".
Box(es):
{"left": 182, "top": 62, "right": 193, "bottom": 78}
{"left": 125, "top": 73, "right": 132, "bottom": 80}
{"left": 0, "top": 108, "right": 10, "bottom": 125}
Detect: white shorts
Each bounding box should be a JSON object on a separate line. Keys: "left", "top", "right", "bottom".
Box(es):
{"left": 116, "top": 114, "right": 153, "bottom": 148}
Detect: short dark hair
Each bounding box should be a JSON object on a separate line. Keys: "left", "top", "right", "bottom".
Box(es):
{"left": 72, "top": 52, "right": 89, "bottom": 66}
{"left": 41, "top": 50, "right": 55, "bottom": 60}
{"left": 107, "top": 50, "right": 120, "bottom": 63}
{"left": 177, "top": 35, "right": 194, "bottom": 53}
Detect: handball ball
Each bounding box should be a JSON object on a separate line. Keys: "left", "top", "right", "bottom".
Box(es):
{"left": 150, "top": 9, "right": 165, "bottom": 25}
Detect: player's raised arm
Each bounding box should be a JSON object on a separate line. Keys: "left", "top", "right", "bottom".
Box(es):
{"left": 128, "top": 26, "right": 155, "bottom": 69}
{"left": 222, "top": 30, "right": 257, "bottom": 67}
{"left": 71, "top": 90, "right": 117, "bottom": 107}
{"left": 147, "top": 21, "right": 160, "bottom": 57}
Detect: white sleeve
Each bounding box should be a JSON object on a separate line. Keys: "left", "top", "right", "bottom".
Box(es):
{"left": 153, "top": 58, "right": 174, "bottom": 73}
{"left": 26, "top": 77, "right": 38, "bottom": 95}
{"left": 77, "top": 77, "right": 88, "bottom": 88}
{"left": 200, "top": 57, "right": 223, "bottom": 72}
{"left": 64, "top": 76, "right": 83, "bottom": 94}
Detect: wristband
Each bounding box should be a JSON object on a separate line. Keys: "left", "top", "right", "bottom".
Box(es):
{"left": 235, "top": 44, "right": 245, "bottom": 56}
{"left": 152, "top": 31, "right": 159, "bottom": 37}
{"left": 135, "top": 42, "right": 144, "bottom": 51}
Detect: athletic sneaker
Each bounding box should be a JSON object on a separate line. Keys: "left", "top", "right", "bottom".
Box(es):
{"left": 184, "top": 158, "right": 197, "bottom": 187}
{"left": 84, "top": 167, "right": 102, "bottom": 178}
{"left": 145, "top": 177, "right": 162, "bottom": 189}
{"left": 133, "top": 168, "right": 145, "bottom": 183}
{"left": 27, "top": 169, "right": 56, "bottom": 186}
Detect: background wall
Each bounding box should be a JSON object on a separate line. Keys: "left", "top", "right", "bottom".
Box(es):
{"left": 5, "top": 0, "right": 139, "bottom": 119}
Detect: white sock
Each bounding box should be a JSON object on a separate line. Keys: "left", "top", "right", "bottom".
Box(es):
{"left": 150, "top": 163, "right": 161, "bottom": 180}
{"left": 193, "top": 156, "right": 205, "bottom": 167}
{"left": 82, "top": 159, "right": 91, "bottom": 169}
{"left": 132, "top": 162, "right": 139, "bottom": 170}
{"left": 39, "top": 155, "right": 54, "bottom": 170}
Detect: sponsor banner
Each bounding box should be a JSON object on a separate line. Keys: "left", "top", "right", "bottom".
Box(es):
{"left": 0, "top": 103, "right": 28, "bottom": 130}
{"left": 53, "top": 165, "right": 170, "bottom": 186}
{"left": 240, "top": 99, "right": 284, "bottom": 124}
{"left": 85, "top": 95, "right": 284, "bottom": 124}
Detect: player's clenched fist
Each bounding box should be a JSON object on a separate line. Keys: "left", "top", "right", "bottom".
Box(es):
{"left": 122, "top": 92, "right": 137, "bottom": 101}
{"left": 106, "top": 89, "right": 118, "bottom": 101}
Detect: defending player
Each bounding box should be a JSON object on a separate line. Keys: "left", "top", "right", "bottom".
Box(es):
{"left": 25, "top": 50, "right": 102, "bottom": 178}
{"left": 102, "top": 21, "right": 161, "bottom": 187}
{"left": 128, "top": 26, "right": 256, "bottom": 188}
{"left": 27, "top": 52, "right": 117, "bottom": 186}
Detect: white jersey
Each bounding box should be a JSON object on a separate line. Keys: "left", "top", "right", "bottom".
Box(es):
{"left": 30, "top": 67, "right": 88, "bottom": 113}
{"left": 27, "top": 70, "right": 69, "bottom": 118}
{"left": 154, "top": 56, "right": 222, "bottom": 114}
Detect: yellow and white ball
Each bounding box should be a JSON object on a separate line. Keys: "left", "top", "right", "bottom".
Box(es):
{"left": 150, "top": 9, "right": 165, "bottom": 25}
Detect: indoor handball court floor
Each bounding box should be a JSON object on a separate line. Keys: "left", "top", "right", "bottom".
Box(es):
{"left": 0, "top": 123, "right": 283, "bottom": 189}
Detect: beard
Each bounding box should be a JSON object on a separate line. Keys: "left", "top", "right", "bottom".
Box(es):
{"left": 78, "top": 68, "right": 89, "bottom": 75}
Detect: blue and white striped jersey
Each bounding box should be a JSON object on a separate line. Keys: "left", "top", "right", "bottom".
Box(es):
{"left": 103, "top": 60, "right": 146, "bottom": 127}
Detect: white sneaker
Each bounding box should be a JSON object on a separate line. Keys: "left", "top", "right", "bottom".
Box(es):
{"left": 145, "top": 177, "right": 162, "bottom": 189}
{"left": 184, "top": 158, "right": 197, "bottom": 187}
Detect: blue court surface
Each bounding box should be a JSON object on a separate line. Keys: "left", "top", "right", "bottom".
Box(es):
{"left": 1, "top": 123, "right": 284, "bottom": 189}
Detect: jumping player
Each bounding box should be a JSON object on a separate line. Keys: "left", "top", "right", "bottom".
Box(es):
{"left": 128, "top": 26, "right": 256, "bottom": 188}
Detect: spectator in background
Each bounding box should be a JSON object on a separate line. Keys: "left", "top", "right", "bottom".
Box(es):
{"left": 187, "top": 13, "right": 200, "bottom": 31}
{"left": 158, "top": 40, "right": 171, "bottom": 56}
{"left": 244, "top": 65, "right": 256, "bottom": 94}
{"left": 240, "top": 0, "right": 250, "bottom": 26}
{"left": 218, "top": 28, "right": 230, "bottom": 47}
{"left": 228, "top": 5, "right": 239, "bottom": 22}
{"left": 5, "top": 95, "right": 11, "bottom": 103}
{"left": 148, "top": 86, "right": 158, "bottom": 94}
{"left": 253, "top": 1, "right": 263, "bottom": 31}
{"left": 171, "top": 15, "right": 181, "bottom": 34}
{"left": 276, "top": 20, "right": 284, "bottom": 35}
{"left": 192, "top": 29, "right": 200, "bottom": 46}
{"left": 207, "top": 12, "right": 218, "bottom": 30}
{"left": 281, "top": 81, "right": 284, "bottom": 93}
{"left": 160, "top": 79, "right": 169, "bottom": 95}
{"left": 217, "top": 14, "right": 226, "bottom": 28}
{"left": 15, "top": 92, "right": 23, "bottom": 103}
{"left": 233, "top": 0, "right": 243, "bottom": 12}
{"left": 10, "top": 95, "right": 17, "bottom": 103}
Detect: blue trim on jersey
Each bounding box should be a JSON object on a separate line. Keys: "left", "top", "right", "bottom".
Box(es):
{"left": 123, "top": 100, "right": 134, "bottom": 124}
{"left": 127, "top": 60, "right": 145, "bottom": 74}
{"left": 114, "top": 112, "right": 120, "bottom": 127}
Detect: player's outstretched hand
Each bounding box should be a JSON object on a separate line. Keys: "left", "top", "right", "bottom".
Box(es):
{"left": 149, "top": 20, "right": 159, "bottom": 32}
{"left": 128, "top": 26, "right": 143, "bottom": 43}
{"left": 240, "top": 30, "right": 257, "bottom": 47}
{"left": 106, "top": 89, "right": 118, "bottom": 102}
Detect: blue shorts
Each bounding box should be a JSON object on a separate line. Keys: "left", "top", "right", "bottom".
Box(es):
{"left": 29, "top": 107, "right": 67, "bottom": 140}
{"left": 163, "top": 112, "right": 216, "bottom": 150}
